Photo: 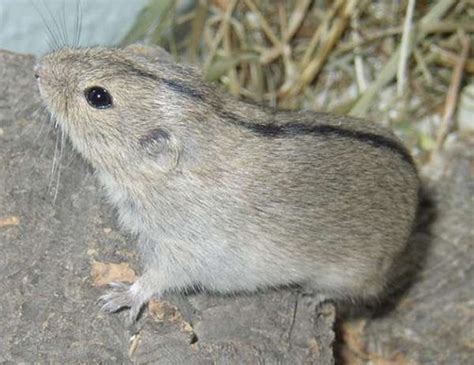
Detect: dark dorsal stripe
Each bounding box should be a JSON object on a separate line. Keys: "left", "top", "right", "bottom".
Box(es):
{"left": 220, "top": 111, "right": 416, "bottom": 168}
{"left": 160, "top": 78, "right": 204, "bottom": 100}
{"left": 133, "top": 66, "right": 415, "bottom": 168}
{"left": 125, "top": 62, "right": 205, "bottom": 101}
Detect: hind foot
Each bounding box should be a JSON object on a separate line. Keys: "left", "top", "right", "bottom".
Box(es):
{"left": 98, "top": 281, "right": 150, "bottom": 325}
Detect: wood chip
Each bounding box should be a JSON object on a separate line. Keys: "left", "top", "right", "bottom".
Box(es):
{"left": 90, "top": 261, "right": 137, "bottom": 287}
{"left": 0, "top": 216, "right": 20, "bottom": 228}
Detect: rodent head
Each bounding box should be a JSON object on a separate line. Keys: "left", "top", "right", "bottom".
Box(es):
{"left": 35, "top": 45, "right": 213, "bottom": 174}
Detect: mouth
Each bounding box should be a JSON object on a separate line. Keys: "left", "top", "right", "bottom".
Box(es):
{"left": 34, "top": 62, "right": 53, "bottom": 111}
{"left": 35, "top": 78, "right": 49, "bottom": 110}
{"left": 34, "top": 63, "right": 45, "bottom": 95}
{"left": 34, "top": 72, "right": 57, "bottom": 126}
{"left": 34, "top": 61, "right": 42, "bottom": 80}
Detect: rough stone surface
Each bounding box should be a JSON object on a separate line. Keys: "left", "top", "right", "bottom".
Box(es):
{"left": 0, "top": 50, "right": 335, "bottom": 364}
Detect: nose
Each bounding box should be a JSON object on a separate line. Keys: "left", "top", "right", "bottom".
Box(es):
{"left": 34, "top": 64, "right": 41, "bottom": 79}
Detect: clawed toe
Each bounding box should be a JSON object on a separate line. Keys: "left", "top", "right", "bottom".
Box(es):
{"left": 98, "top": 281, "right": 144, "bottom": 323}
{"left": 108, "top": 281, "right": 131, "bottom": 290}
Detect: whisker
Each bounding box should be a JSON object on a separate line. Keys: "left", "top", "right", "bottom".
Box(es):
{"left": 41, "top": 0, "right": 67, "bottom": 48}
{"left": 32, "top": 104, "right": 50, "bottom": 142}
{"left": 73, "top": 0, "right": 83, "bottom": 48}
{"left": 73, "top": 0, "right": 79, "bottom": 47}
{"left": 76, "top": 0, "right": 83, "bottom": 48}
{"left": 36, "top": 108, "right": 56, "bottom": 149}
{"left": 48, "top": 120, "right": 61, "bottom": 193}
{"left": 36, "top": 113, "right": 56, "bottom": 163}
{"left": 52, "top": 128, "right": 66, "bottom": 204}
{"left": 46, "top": 39, "right": 55, "bottom": 51}
{"left": 60, "top": 0, "right": 69, "bottom": 46}
{"left": 31, "top": 0, "right": 61, "bottom": 50}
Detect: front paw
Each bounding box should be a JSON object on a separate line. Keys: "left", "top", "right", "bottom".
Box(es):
{"left": 98, "top": 282, "right": 145, "bottom": 324}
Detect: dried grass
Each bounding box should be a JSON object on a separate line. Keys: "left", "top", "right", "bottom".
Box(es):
{"left": 122, "top": 0, "right": 474, "bottom": 162}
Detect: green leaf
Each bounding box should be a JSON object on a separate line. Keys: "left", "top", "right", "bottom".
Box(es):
{"left": 205, "top": 52, "right": 259, "bottom": 82}
{"left": 120, "top": 0, "right": 175, "bottom": 46}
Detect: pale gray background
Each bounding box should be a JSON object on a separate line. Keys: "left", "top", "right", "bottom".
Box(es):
{"left": 0, "top": 0, "right": 148, "bottom": 55}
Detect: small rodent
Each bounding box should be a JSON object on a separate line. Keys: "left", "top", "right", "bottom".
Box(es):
{"left": 35, "top": 44, "right": 420, "bottom": 322}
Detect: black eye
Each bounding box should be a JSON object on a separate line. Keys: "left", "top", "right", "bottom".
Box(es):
{"left": 85, "top": 86, "right": 113, "bottom": 109}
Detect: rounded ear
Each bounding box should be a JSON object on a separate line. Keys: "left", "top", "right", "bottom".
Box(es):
{"left": 124, "top": 44, "right": 176, "bottom": 64}
{"left": 138, "top": 128, "right": 180, "bottom": 171}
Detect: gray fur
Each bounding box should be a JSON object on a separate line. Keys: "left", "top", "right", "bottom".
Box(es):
{"left": 35, "top": 45, "right": 420, "bottom": 322}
